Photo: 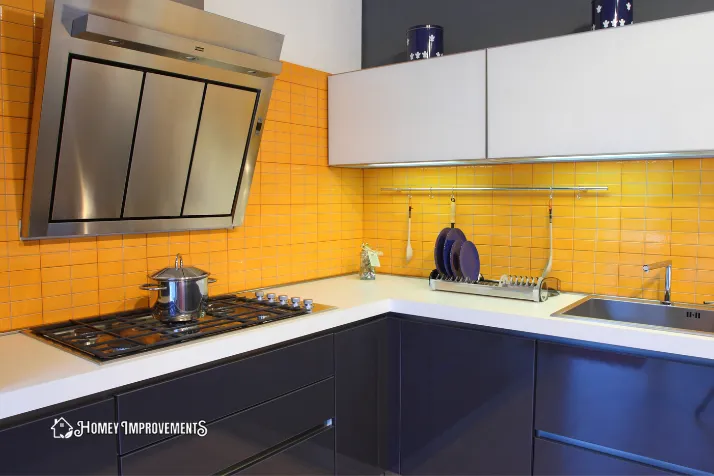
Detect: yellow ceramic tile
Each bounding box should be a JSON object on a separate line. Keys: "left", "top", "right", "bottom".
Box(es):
{"left": 42, "top": 280, "right": 71, "bottom": 297}
{"left": 4, "top": 54, "right": 714, "bottom": 327}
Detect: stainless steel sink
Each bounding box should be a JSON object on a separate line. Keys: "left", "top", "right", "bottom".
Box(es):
{"left": 553, "top": 296, "right": 714, "bottom": 335}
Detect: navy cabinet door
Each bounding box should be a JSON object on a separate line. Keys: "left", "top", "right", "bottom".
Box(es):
{"left": 536, "top": 342, "right": 714, "bottom": 474}
{"left": 533, "top": 437, "right": 674, "bottom": 475}
{"left": 335, "top": 317, "right": 400, "bottom": 475}
{"left": 0, "top": 398, "right": 117, "bottom": 475}
{"left": 401, "top": 320, "right": 535, "bottom": 475}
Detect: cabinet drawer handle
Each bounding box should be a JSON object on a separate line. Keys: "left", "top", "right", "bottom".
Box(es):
{"left": 213, "top": 420, "right": 333, "bottom": 476}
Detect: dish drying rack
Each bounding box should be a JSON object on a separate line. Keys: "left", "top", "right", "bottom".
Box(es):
{"left": 429, "top": 271, "right": 551, "bottom": 302}
{"left": 383, "top": 185, "right": 609, "bottom": 303}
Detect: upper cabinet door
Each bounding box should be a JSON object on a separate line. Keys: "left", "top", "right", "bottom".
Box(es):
{"left": 488, "top": 12, "right": 714, "bottom": 160}
{"left": 329, "top": 51, "right": 486, "bottom": 166}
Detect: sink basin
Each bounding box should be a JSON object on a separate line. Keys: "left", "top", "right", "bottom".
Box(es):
{"left": 553, "top": 297, "right": 714, "bottom": 335}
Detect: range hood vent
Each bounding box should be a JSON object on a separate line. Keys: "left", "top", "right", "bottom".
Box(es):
{"left": 21, "top": 0, "right": 284, "bottom": 239}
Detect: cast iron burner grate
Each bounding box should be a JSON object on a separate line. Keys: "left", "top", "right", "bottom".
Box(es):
{"left": 28, "top": 295, "right": 308, "bottom": 362}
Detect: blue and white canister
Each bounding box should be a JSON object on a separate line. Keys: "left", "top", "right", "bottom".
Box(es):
{"left": 592, "top": 0, "right": 633, "bottom": 30}
{"left": 407, "top": 24, "right": 443, "bottom": 61}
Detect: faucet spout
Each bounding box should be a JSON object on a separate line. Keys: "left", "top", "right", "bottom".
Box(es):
{"left": 643, "top": 260, "right": 672, "bottom": 305}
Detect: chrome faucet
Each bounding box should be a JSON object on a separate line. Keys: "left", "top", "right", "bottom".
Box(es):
{"left": 643, "top": 260, "right": 672, "bottom": 305}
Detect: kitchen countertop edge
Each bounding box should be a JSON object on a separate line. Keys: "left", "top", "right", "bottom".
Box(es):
{"left": 2, "top": 274, "right": 713, "bottom": 421}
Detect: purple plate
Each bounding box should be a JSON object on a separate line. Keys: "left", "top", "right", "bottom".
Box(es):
{"left": 449, "top": 239, "right": 465, "bottom": 279}
{"left": 442, "top": 228, "right": 466, "bottom": 277}
{"left": 459, "top": 241, "right": 481, "bottom": 282}
{"left": 434, "top": 228, "right": 451, "bottom": 275}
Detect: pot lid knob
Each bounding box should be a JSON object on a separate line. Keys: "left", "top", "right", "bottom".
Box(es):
{"left": 175, "top": 253, "right": 184, "bottom": 269}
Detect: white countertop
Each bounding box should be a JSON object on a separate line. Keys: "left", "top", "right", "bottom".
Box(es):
{"left": 2, "top": 274, "right": 714, "bottom": 420}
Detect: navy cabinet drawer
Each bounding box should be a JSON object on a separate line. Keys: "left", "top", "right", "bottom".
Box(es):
{"left": 239, "top": 428, "right": 335, "bottom": 475}
{"left": 117, "top": 334, "right": 333, "bottom": 453}
{"left": 0, "top": 399, "right": 117, "bottom": 476}
{"left": 121, "top": 378, "right": 334, "bottom": 476}
{"left": 536, "top": 342, "right": 714, "bottom": 473}
{"left": 533, "top": 438, "right": 673, "bottom": 475}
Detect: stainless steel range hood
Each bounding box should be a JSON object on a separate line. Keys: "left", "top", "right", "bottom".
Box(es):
{"left": 21, "top": 0, "right": 284, "bottom": 239}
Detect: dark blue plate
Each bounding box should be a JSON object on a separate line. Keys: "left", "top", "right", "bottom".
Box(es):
{"left": 450, "top": 239, "right": 465, "bottom": 279}
{"left": 434, "top": 228, "right": 451, "bottom": 275}
{"left": 459, "top": 241, "right": 481, "bottom": 282}
{"left": 442, "top": 228, "right": 466, "bottom": 277}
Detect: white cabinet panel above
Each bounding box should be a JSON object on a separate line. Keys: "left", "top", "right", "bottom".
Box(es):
{"left": 488, "top": 12, "right": 714, "bottom": 160}
{"left": 329, "top": 51, "right": 486, "bottom": 166}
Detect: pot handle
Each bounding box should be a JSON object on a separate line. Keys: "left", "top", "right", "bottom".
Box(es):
{"left": 140, "top": 283, "right": 167, "bottom": 291}
{"left": 208, "top": 278, "right": 217, "bottom": 284}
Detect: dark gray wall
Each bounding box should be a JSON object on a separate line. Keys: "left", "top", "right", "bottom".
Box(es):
{"left": 362, "top": 0, "right": 714, "bottom": 68}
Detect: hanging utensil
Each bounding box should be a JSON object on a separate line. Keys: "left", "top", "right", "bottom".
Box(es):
{"left": 540, "top": 191, "right": 553, "bottom": 280}
{"left": 406, "top": 196, "right": 413, "bottom": 262}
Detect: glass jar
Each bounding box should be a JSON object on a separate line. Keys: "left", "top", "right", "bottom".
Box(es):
{"left": 359, "top": 243, "right": 381, "bottom": 280}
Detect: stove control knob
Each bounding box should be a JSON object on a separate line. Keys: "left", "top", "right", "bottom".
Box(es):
{"left": 303, "top": 299, "right": 314, "bottom": 312}
{"left": 290, "top": 297, "right": 301, "bottom": 308}
{"left": 278, "top": 295, "right": 288, "bottom": 305}
{"left": 255, "top": 290, "right": 265, "bottom": 301}
{"left": 267, "top": 293, "right": 276, "bottom": 303}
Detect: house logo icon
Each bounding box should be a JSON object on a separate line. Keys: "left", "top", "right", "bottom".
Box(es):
{"left": 51, "top": 417, "right": 74, "bottom": 439}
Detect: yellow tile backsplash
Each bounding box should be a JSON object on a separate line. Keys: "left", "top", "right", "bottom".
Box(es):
{"left": 364, "top": 160, "right": 714, "bottom": 304}
{"left": 1, "top": 0, "right": 713, "bottom": 332}
{"left": 0, "top": 0, "right": 362, "bottom": 330}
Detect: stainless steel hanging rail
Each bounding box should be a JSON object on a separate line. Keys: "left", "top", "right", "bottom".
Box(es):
{"left": 380, "top": 186, "right": 608, "bottom": 192}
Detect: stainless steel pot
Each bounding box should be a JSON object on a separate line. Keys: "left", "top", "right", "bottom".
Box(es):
{"left": 140, "top": 254, "right": 216, "bottom": 323}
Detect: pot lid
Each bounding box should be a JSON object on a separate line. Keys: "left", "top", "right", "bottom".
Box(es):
{"left": 150, "top": 254, "right": 209, "bottom": 281}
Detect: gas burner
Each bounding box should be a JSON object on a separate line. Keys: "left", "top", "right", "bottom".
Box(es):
{"left": 27, "top": 293, "right": 335, "bottom": 362}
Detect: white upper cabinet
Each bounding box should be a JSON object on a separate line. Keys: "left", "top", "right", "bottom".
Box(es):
{"left": 488, "top": 12, "right": 714, "bottom": 160}
{"left": 329, "top": 50, "right": 486, "bottom": 166}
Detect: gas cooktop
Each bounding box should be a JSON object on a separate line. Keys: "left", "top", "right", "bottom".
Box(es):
{"left": 26, "top": 292, "right": 334, "bottom": 363}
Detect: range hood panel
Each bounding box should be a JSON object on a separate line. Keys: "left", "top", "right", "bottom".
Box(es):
{"left": 21, "top": 0, "right": 283, "bottom": 238}
{"left": 123, "top": 73, "right": 205, "bottom": 218}
{"left": 183, "top": 84, "right": 259, "bottom": 217}
{"left": 51, "top": 59, "right": 143, "bottom": 221}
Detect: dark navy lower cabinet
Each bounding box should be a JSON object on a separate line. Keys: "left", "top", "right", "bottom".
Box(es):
{"left": 335, "top": 317, "right": 400, "bottom": 475}
{"left": 238, "top": 428, "right": 335, "bottom": 475}
{"left": 533, "top": 437, "right": 673, "bottom": 475}
{"left": 536, "top": 342, "right": 714, "bottom": 474}
{"left": 117, "top": 334, "right": 334, "bottom": 453}
{"left": 0, "top": 398, "right": 117, "bottom": 476}
{"left": 400, "top": 320, "right": 536, "bottom": 475}
{"left": 120, "top": 378, "right": 335, "bottom": 475}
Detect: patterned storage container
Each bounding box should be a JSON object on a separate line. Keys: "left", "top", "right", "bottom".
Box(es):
{"left": 407, "top": 24, "right": 443, "bottom": 61}
{"left": 592, "top": 0, "right": 633, "bottom": 30}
